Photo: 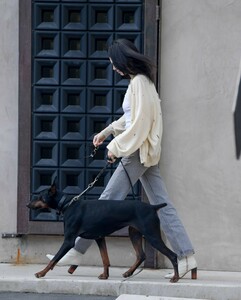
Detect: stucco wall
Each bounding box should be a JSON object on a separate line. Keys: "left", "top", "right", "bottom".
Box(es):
{"left": 1, "top": 0, "right": 241, "bottom": 272}
{"left": 160, "top": 0, "right": 241, "bottom": 271}
{"left": 0, "top": 0, "right": 19, "bottom": 260}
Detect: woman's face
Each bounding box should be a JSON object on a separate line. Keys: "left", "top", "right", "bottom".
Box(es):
{"left": 109, "top": 58, "right": 124, "bottom": 76}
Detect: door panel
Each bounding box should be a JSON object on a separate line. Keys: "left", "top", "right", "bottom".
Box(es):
{"left": 18, "top": 0, "right": 160, "bottom": 239}
{"left": 30, "top": 0, "right": 144, "bottom": 223}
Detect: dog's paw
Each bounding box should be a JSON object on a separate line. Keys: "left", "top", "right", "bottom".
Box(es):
{"left": 122, "top": 270, "right": 133, "bottom": 278}
{"left": 169, "top": 275, "right": 179, "bottom": 283}
{"left": 98, "top": 273, "right": 108, "bottom": 280}
{"left": 35, "top": 271, "right": 45, "bottom": 278}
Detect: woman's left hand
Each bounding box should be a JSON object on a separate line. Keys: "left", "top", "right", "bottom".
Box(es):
{"left": 107, "top": 151, "right": 117, "bottom": 163}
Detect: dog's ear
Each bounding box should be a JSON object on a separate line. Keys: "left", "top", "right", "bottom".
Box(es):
{"left": 51, "top": 175, "right": 58, "bottom": 188}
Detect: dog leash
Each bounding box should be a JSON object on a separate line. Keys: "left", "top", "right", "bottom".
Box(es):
{"left": 120, "top": 160, "right": 136, "bottom": 200}
{"left": 85, "top": 146, "right": 99, "bottom": 158}
{"left": 67, "top": 147, "right": 136, "bottom": 208}
{"left": 67, "top": 161, "right": 111, "bottom": 207}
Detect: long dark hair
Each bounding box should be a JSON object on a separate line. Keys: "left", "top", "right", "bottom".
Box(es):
{"left": 108, "top": 39, "right": 155, "bottom": 82}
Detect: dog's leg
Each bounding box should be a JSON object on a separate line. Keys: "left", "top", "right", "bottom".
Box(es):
{"left": 35, "top": 261, "right": 57, "bottom": 278}
{"left": 95, "top": 238, "right": 110, "bottom": 280}
{"left": 123, "top": 227, "right": 146, "bottom": 278}
{"left": 157, "top": 243, "right": 178, "bottom": 283}
{"left": 144, "top": 229, "right": 179, "bottom": 283}
{"left": 35, "top": 239, "right": 75, "bottom": 278}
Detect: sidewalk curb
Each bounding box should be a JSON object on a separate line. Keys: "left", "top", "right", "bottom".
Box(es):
{"left": 1, "top": 264, "right": 241, "bottom": 300}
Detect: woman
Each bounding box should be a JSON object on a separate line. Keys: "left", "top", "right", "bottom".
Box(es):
{"left": 47, "top": 39, "right": 197, "bottom": 279}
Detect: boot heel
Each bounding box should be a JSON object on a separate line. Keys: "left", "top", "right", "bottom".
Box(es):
{"left": 68, "top": 265, "right": 78, "bottom": 274}
{"left": 191, "top": 267, "right": 197, "bottom": 279}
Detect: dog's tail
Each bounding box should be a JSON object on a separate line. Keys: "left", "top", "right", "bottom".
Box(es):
{"left": 153, "top": 203, "right": 167, "bottom": 211}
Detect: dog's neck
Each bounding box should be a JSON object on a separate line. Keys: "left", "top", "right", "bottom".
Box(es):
{"left": 57, "top": 195, "right": 70, "bottom": 214}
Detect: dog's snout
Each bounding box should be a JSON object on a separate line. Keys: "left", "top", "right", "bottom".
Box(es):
{"left": 27, "top": 202, "right": 35, "bottom": 209}
{"left": 26, "top": 199, "right": 49, "bottom": 210}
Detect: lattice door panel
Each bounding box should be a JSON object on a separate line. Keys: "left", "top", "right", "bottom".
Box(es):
{"left": 31, "top": 0, "right": 143, "bottom": 221}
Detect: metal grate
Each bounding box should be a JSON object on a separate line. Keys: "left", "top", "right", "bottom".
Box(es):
{"left": 31, "top": 0, "right": 143, "bottom": 221}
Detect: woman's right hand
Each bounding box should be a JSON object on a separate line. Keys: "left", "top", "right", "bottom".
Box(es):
{"left": 93, "top": 132, "right": 106, "bottom": 147}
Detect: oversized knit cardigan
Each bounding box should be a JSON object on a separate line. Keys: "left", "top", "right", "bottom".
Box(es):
{"left": 101, "top": 74, "right": 163, "bottom": 167}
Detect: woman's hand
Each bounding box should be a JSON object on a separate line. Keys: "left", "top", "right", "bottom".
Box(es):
{"left": 93, "top": 132, "right": 106, "bottom": 147}
{"left": 107, "top": 150, "right": 117, "bottom": 163}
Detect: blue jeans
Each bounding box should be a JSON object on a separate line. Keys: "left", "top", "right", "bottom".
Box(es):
{"left": 75, "top": 151, "right": 194, "bottom": 258}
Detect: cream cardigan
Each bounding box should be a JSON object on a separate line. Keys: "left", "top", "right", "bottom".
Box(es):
{"left": 101, "top": 74, "right": 163, "bottom": 167}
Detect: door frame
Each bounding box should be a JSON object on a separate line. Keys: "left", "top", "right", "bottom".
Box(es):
{"left": 18, "top": 0, "right": 161, "bottom": 266}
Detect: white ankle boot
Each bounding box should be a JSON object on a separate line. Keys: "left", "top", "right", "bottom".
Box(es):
{"left": 46, "top": 248, "right": 82, "bottom": 266}
{"left": 165, "top": 255, "right": 197, "bottom": 279}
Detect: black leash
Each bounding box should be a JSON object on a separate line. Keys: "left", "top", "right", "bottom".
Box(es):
{"left": 120, "top": 160, "right": 136, "bottom": 200}
{"left": 66, "top": 161, "right": 111, "bottom": 208}
{"left": 85, "top": 146, "right": 99, "bottom": 158}
{"left": 67, "top": 147, "right": 136, "bottom": 208}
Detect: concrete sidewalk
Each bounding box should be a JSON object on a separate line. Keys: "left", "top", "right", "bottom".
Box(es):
{"left": 0, "top": 263, "right": 241, "bottom": 300}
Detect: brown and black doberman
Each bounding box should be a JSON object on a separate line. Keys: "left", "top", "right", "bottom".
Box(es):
{"left": 27, "top": 182, "right": 179, "bottom": 282}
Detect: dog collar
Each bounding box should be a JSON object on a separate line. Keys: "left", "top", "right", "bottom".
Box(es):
{"left": 57, "top": 195, "right": 69, "bottom": 214}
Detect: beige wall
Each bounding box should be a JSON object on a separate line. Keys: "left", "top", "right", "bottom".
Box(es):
{"left": 0, "top": 0, "right": 19, "bottom": 260}
{"left": 160, "top": 0, "right": 241, "bottom": 271}
{"left": 1, "top": 0, "right": 241, "bottom": 271}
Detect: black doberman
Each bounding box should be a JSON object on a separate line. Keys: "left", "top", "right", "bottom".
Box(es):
{"left": 27, "top": 183, "right": 179, "bottom": 282}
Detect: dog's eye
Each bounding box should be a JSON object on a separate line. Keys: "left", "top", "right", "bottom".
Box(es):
{"left": 49, "top": 187, "right": 56, "bottom": 196}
